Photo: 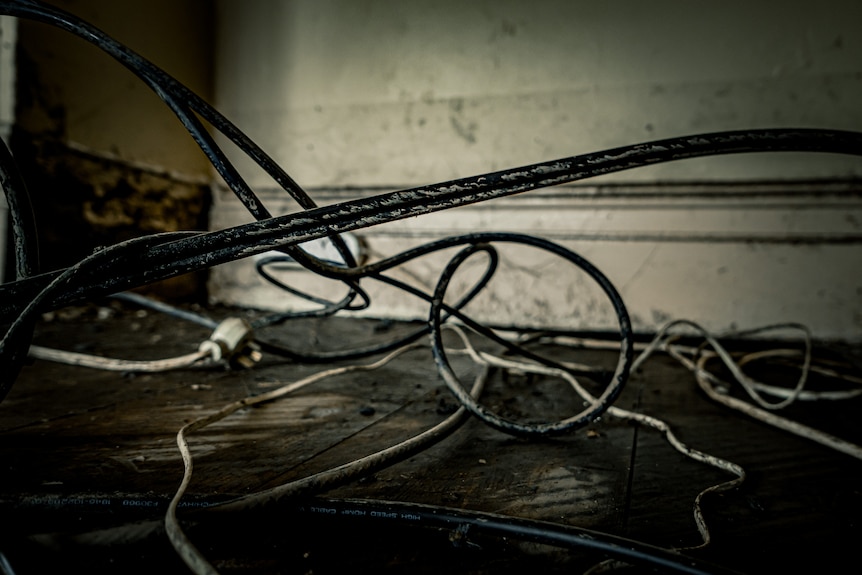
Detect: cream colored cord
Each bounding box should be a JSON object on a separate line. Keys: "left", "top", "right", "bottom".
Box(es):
{"left": 28, "top": 344, "right": 211, "bottom": 372}
{"left": 166, "top": 337, "right": 487, "bottom": 575}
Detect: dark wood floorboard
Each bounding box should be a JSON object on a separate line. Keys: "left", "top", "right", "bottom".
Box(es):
{"left": 1, "top": 304, "right": 860, "bottom": 573}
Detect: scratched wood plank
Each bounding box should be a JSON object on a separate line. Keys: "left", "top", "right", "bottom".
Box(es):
{"left": 624, "top": 349, "right": 862, "bottom": 574}
{"left": 2, "top": 305, "right": 861, "bottom": 574}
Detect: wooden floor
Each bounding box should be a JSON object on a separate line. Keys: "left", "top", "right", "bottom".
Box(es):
{"left": 1, "top": 303, "right": 861, "bottom": 574}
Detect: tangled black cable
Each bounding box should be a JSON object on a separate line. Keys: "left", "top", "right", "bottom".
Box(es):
{"left": 1, "top": 0, "right": 861, "bottom": 439}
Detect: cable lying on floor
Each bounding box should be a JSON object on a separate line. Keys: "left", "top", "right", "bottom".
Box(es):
{"left": 27, "top": 344, "right": 212, "bottom": 373}
{"left": 160, "top": 315, "right": 862, "bottom": 573}
{"left": 1, "top": 3, "right": 861, "bottom": 575}
{"left": 2, "top": 0, "right": 862, "bottom": 402}
{"left": 26, "top": 312, "right": 261, "bottom": 372}
{"left": 634, "top": 320, "right": 862, "bottom": 461}
{"left": 161, "top": 324, "right": 739, "bottom": 575}
{"left": 287, "top": 497, "right": 744, "bottom": 575}
{"left": 11, "top": 316, "right": 858, "bottom": 574}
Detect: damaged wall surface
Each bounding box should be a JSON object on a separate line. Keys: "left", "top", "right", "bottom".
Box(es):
{"left": 5, "top": 1, "right": 862, "bottom": 338}
{"left": 209, "top": 0, "right": 862, "bottom": 339}
{"left": 9, "top": 0, "right": 213, "bottom": 299}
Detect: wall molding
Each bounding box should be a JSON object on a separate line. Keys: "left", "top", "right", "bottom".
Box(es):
{"left": 210, "top": 179, "right": 862, "bottom": 340}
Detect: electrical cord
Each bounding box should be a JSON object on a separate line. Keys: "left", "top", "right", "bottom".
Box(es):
{"left": 6, "top": 492, "right": 740, "bottom": 575}
{"left": 287, "top": 497, "right": 744, "bottom": 575}
{"left": 0, "top": 231, "right": 202, "bottom": 401}
{"left": 444, "top": 324, "right": 745, "bottom": 552}
{"left": 111, "top": 292, "right": 219, "bottom": 330}
{"left": 164, "top": 333, "right": 489, "bottom": 575}
{"left": 0, "top": 3, "right": 860, "bottom": 574}
{"left": 27, "top": 345, "right": 211, "bottom": 373}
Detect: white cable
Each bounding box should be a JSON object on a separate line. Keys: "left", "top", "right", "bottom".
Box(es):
{"left": 447, "top": 324, "right": 745, "bottom": 550}
{"left": 632, "top": 320, "right": 813, "bottom": 411}
{"left": 28, "top": 344, "right": 212, "bottom": 372}
{"left": 735, "top": 348, "right": 862, "bottom": 400}
{"left": 27, "top": 316, "right": 265, "bottom": 373}
{"left": 166, "top": 339, "right": 487, "bottom": 575}
{"left": 629, "top": 320, "right": 862, "bottom": 461}
{"left": 685, "top": 350, "right": 862, "bottom": 461}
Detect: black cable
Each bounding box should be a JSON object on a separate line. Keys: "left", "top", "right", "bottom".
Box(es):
{"left": 2, "top": 493, "right": 742, "bottom": 575}
{"left": 0, "top": 232, "right": 202, "bottom": 402}
{"left": 0, "top": 137, "right": 39, "bottom": 279}
{"left": 0, "top": 138, "right": 40, "bottom": 400}
{"left": 427, "top": 235, "right": 633, "bottom": 436}
{"left": 289, "top": 497, "right": 744, "bottom": 575}
{"left": 2, "top": 127, "right": 860, "bottom": 329}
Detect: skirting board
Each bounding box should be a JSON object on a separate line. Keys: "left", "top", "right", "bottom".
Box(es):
{"left": 208, "top": 180, "right": 862, "bottom": 341}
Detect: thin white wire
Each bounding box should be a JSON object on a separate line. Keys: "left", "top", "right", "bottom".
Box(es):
{"left": 28, "top": 344, "right": 212, "bottom": 372}
{"left": 167, "top": 334, "right": 488, "bottom": 575}
{"left": 632, "top": 319, "right": 813, "bottom": 411}
{"left": 685, "top": 349, "right": 862, "bottom": 461}
{"left": 166, "top": 342, "right": 430, "bottom": 575}
{"left": 735, "top": 348, "right": 862, "bottom": 400}
{"left": 450, "top": 324, "right": 745, "bottom": 550}
{"left": 629, "top": 319, "right": 862, "bottom": 461}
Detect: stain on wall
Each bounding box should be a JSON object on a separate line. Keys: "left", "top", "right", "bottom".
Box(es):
{"left": 9, "top": 0, "right": 214, "bottom": 300}
{"left": 9, "top": 135, "right": 210, "bottom": 299}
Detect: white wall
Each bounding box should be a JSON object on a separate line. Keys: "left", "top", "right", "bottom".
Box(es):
{"left": 209, "top": 0, "right": 862, "bottom": 340}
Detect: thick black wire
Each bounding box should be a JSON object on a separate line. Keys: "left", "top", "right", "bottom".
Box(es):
{"left": 0, "top": 232, "right": 202, "bottom": 402}
{"left": 2, "top": 127, "right": 861, "bottom": 327}
{"left": 0, "top": 493, "right": 741, "bottom": 575}
{"left": 0, "top": 138, "right": 39, "bottom": 279}
{"left": 288, "top": 497, "right": 743, "bottom": 575}
{"left": 427, "top": 235, "right": 633, "bottom": 437}
{"left": 0, "top": 135, "right": 40, "bottom": 395}
{"left": 0, "top": 0, "right": 361, "bottom": 293}
{"left": 249, "top": 236, "right": 502, "bottom": 362}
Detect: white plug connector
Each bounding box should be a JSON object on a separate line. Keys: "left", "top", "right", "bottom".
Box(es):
{"left": 199, "top": 317, "right": 262, "bottom": 369}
